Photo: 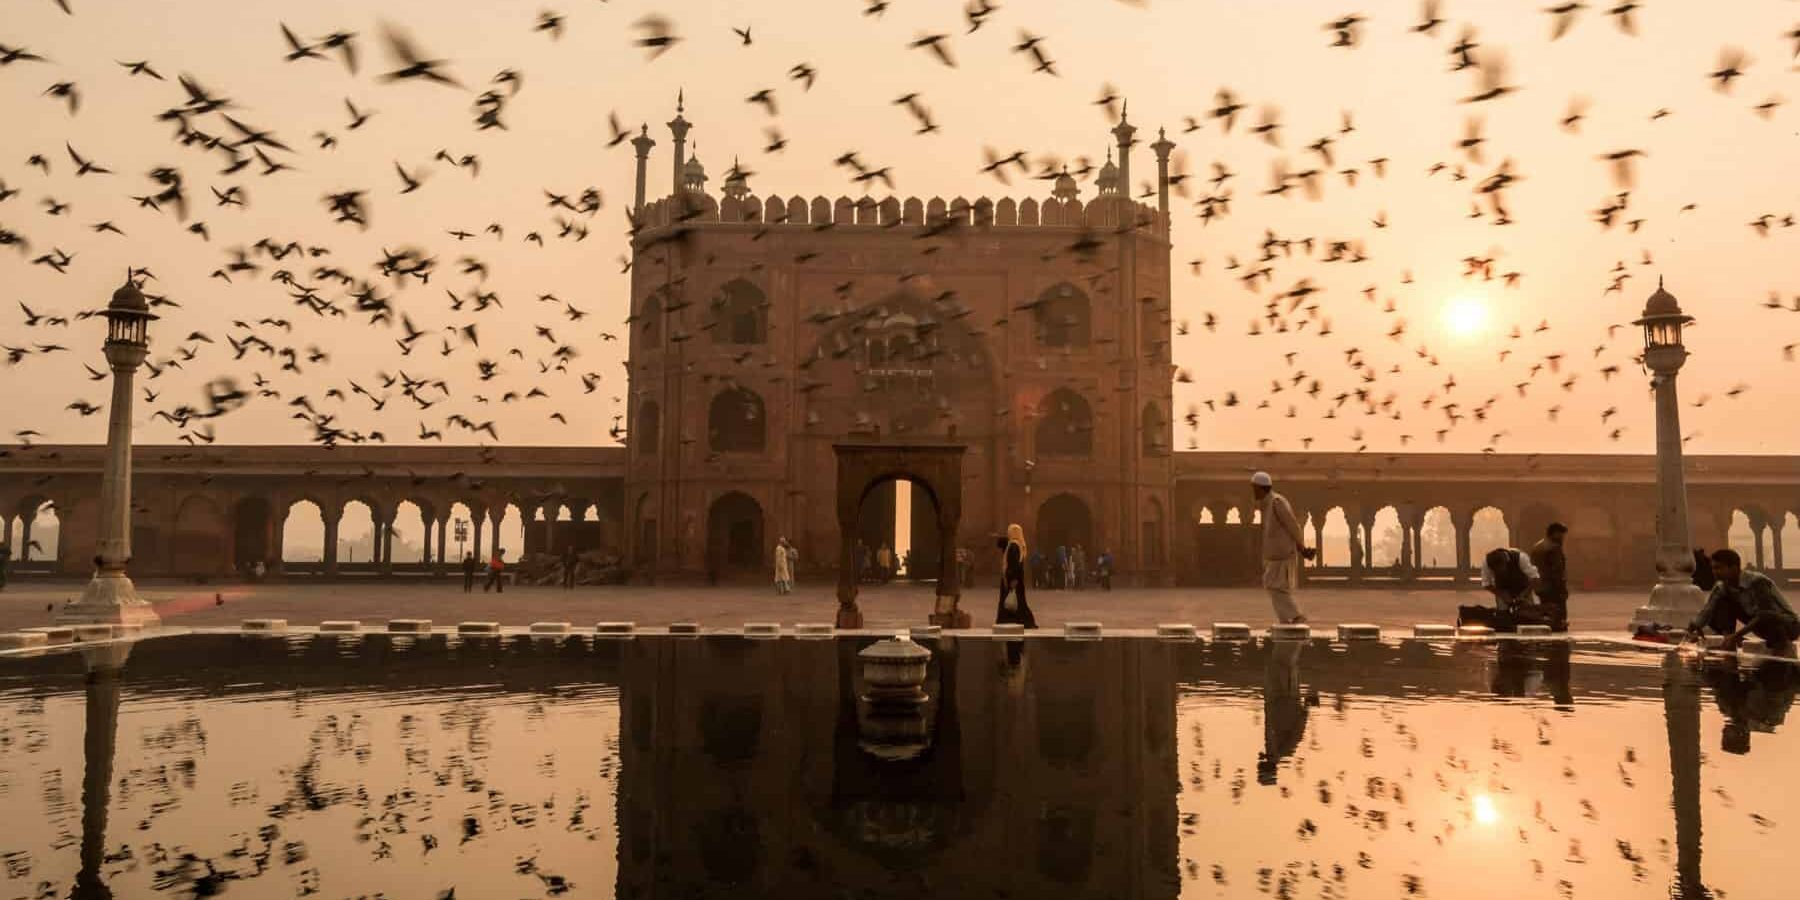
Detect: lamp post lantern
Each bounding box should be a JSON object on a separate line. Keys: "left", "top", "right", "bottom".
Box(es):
{"left": 58, "top": 276, "right": 160, "bottom": 628}
{"left": 1631, "top": 279, "right": 1707, "bottom": 631}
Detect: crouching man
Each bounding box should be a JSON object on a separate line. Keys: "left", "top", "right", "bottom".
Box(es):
{"left": 1687, "top": 548, "right": 1800, "bottom": 656}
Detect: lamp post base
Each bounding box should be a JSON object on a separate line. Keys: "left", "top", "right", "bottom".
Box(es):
{"left": 56, "top": 572, "right": 161, "bottom": 628}
{"left": 1631, "top": 580, "right": 1706, "bottom": 632}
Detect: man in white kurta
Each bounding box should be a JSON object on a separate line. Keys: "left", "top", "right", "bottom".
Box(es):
{"left": 1253, "top": 471, "right": 1312, "bottom": 624}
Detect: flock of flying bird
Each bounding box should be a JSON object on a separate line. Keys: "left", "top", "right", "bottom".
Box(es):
{"left": 1, "top": 0, "right": 1798, "bottom": 460}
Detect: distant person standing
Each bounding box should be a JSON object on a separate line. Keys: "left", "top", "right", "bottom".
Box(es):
{"left": 483, "top": 548, "right": 506, "bottom": 593}
{"left": 773, "top": 537, "right": 795, "bottom": 595}
{"left": 1071, "top": 545, "right": 1086, "bottom": 590}
{"left": 561, "top": 545, "right": 579, "bottom": 590}
{"left": 461, "top": 552, "right": 477, "bottom": 593}
{"left": 1096, "top": 549, "right": 1114, "bottom": 591}
{"left": 1056, "top": 545, "right": 1070, "bottom": 590}
{"left": 995, "top": 523, "right": 1037, "bottom": 628}
{"left": 1252, "top": 471, "right": 1314, "bottom": 624}
{"left": 1529, "top": 523, "right": 1570, "bottom": 630}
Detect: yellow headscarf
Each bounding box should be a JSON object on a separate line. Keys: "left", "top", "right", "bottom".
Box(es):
{"left": 1006, "top": 523, "right": 1027, "bottom": 558}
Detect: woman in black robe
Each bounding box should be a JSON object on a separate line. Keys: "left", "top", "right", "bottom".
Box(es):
{"left": 995, "top": 523, "right": 1037, "bottom": 628}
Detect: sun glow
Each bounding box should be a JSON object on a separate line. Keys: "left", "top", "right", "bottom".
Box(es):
{"left": 1473, "top": 793, "right": 1500, "bottom": 825}
{"left": 1443, "top": 295, "right": 1490, "bottom": 338}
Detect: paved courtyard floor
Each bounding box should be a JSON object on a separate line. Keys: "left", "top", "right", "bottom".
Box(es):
{"left": 0, "top": 578, "right": 1653, "bottom": 635}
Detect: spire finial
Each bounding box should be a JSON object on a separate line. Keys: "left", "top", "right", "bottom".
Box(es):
{"left": 1120, "top": 98, "right": 1128, "bottom": 122}
{"left": 1659, "top": 275, "right": 1664, "bottom": 289}
{"left": 677, "top": 88, "right": 684, "bottom": 113}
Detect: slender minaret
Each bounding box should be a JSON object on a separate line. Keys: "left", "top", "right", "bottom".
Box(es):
{"left": 1111, "top": 101, "right": 1136, "bottom": 211}
{"left": 631, "top": 124, "right": 656, "bottom": 212}
{"left": 1151, "top": 127, "right": 1175, "bottom": 233}
{"left": 667, "top": 90, "right": 691, "bottom": 202}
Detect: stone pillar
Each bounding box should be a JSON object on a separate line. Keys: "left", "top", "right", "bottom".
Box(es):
{"left": 1452, "top": 509, "right": 1474, "bottom": 587}
{"left": 928, "top": 505, "right": 967, "bottom": 628}
{"left": 19, "top": 515, "right": 34, "bottom": 562}
{"left": 1635, "top": 318, "right": 1708, "bottom": 627}
{"left": 55, "top": 282, "right": 164, "bottom": 625}
{"left": 322, "top": 511, "right": 341, "bottom": 577}
{"left": 1773, "top": 517, "right": 1786, "bottom": 573}
{"left": 1151, "top": 127, "right": 1174, "bottom": 233}
{"left": 270, "top": 508, "right": 288, "bottom": 577}
{"left": 472, "top": 514, "right": 486, "bottom": 562}
{"left": 379, "top": 513, "right": 394, "bottom": 576}
{"left": 434, "top": 515, "right": 449, "bottom": 575}
{"left": 2, "top": 514, "right": 12, "bottom": 559}
{"left": 489, "top": 508, "right": 504, "bottom": 558}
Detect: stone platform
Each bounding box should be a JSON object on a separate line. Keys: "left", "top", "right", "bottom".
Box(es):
{"left": 0, "top": 580, "right": 1652, "bottom": 636}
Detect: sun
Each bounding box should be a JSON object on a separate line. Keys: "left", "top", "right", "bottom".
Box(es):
{"left": 1443, "top": 295, "right": 1490, "bottom": 338}
{"left": 1473, "top": 793, "right": 1500, "bottom": 825}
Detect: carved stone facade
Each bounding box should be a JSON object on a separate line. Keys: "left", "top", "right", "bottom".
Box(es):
{"left": 623, "top": 106, "right": 1178, "bottom": 585}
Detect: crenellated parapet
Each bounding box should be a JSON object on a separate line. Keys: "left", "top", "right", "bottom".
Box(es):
{"left": 634, "top": 192, "right": 1168, "bottom": 236}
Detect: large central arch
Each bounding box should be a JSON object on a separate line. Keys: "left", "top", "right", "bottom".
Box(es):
{"left": 833, "top": 443, "right": 965, "bottom": 628}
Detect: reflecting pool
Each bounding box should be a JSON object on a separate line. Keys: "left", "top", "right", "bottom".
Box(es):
{"left": 0, "top": 633, "right": 1792, "bottom": 898}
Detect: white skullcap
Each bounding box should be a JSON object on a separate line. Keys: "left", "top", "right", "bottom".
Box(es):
{"left": 1250, "top": 471, "right": 1273, "bottom": 487}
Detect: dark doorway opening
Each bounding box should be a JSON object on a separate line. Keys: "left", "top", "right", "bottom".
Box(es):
{"left": 233, "top": 497, "right": 272, "bottom": 569}
{"left": 707, "top": 492, "right": 765, "bottom": 577}
{"left": 1036, "top": 494, "right": 1095, "bottom": 558}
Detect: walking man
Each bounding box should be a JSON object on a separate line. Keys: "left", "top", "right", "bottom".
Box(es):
{"left": 483, "top": 548, "right": 506, "bottom": 593}
{"left": 461, "top": 552, "right": 477, "bottom": 593}
{"left": 1687, "top": 548, "right": 1800, "bottom": 655}
{"left": 1252, "top": 471, "right": 1314, "bottom": 624}
{"left": 1529, "top": 522, "right": 1571, "bottom": 630}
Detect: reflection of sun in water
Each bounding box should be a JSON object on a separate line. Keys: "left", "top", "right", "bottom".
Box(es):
{"left": 1443, "top": 295, "right": 1490, "bottom": 339}
{"left": 1473, "top": 793, "right": 1499, "bottom": 825}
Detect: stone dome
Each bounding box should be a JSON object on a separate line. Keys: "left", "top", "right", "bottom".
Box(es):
{"left": 1052, "top": 166, "right": 1079, "bottom": 200}
{"left": 1643, "top": 281, "right": 1680, "bottom": 317}
{"left": 1095, "top": 150, "right": 1119, "bottom": 193}
{"left": 683, "top": 153, "right": 708, "bottom": 183}
{"left": 109, "top": 278, "right": 148, "bottom": 312}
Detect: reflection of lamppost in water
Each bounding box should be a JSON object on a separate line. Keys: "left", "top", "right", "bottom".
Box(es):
{"left": 1663, "top": 652, "right": 1711, "bottom": 899}
{"left": 71, "top": 643, "right": 131, "bottom": 900}
{"left": 59, "top": 277, "right": 159, "bottom": 628}
{"left": 1633, "top": 281, "right": 1708, "bottom": 632}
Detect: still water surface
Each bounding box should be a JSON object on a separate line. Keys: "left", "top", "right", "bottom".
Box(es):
{"left": 0, "top": 633, "right": 1792, "bottom": 898}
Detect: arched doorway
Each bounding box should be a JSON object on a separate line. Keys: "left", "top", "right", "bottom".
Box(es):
{"left": 853, "top": 477, "right": 943, "bottom": 583}
{"left": 833, "top": 444, "right": 965, "bottom": 627}
{"left": 173, "top": 494, "right": 230, "bottom": 577}
{"left": 1036, "top": 493, "right": 1094, "bottom": 559}
{"left": 706, "top": 492, "right": 764, "bottom": 579}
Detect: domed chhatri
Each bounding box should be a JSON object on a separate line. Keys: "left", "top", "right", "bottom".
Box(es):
{"left": 109, "top": 276, "right": 148, "bottom": 312}
{"left": 681, "top": 149, "right": 708, "bottom": 194}
{"left": 1642, "top": 277, "right": 1680, "bottom": 318}
{"left": 1095, "top": 147, "right": 1120, "bottom": 194}
{"left": 1051, "top": 166, "right": 1079, "bottom": 201}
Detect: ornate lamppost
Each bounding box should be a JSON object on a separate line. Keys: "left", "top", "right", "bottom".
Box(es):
{"left": 1631, "top": 280, "right": 1706, "bottom": 631}
{"left": 58, "top": 277, "right": 160, "bottom": 628}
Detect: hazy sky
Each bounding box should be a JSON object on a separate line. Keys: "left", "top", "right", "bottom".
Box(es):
{"left": 2, "top": 0, "right": 1797, "bottom": 454}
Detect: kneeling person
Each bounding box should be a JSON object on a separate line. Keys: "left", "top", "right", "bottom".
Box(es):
{"left": 1481, "top": 546, "right": 1550, "bottom": 629}
{"left": 1688, "top": 549, "right": 1800, "bottom": 655}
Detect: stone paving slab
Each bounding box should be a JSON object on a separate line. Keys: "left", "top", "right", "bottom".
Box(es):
{"left": 0, "top": 580, "right": 1653, "bottom": 636}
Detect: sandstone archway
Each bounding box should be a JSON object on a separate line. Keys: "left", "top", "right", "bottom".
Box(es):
{"left": 833, "top": 443, "right": 964, "bottom": 628}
